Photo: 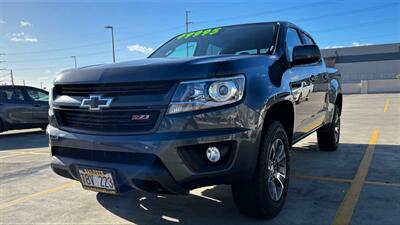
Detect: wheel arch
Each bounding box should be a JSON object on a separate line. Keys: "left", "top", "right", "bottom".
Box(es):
{"left": 261, "top": 99, "right": 295, "bottom": 147}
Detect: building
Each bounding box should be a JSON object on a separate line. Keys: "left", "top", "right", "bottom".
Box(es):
{"left": 321, "top": 43, "right": 400, "bottom": 94}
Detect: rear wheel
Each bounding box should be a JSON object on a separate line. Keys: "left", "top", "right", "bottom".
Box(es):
{"left": 232, "top": 121, "right": 290, "bottom": 219}
{"left": 317, "top": 105, "right": 340, "bottom": 151}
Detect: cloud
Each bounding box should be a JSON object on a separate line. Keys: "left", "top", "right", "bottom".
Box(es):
{"left": 324, "top": 45, "right": 345, "bottom": 49}
{"left": 20, "top": 20, "right": 32, "bottom": 27}
{"left": 10, "top": 32, "right": 38, "bottom": 43}
{"left": 0, "top": 19, "right": 6, "bottom": 24}
{"left": 351, "top": 42, "right": 372, "bottom": 47}
{"left": 324, "top": 42, "right": 372, "bottom": 49}
{"left": 127, "top": 44, "right": 154, "bottom": 54}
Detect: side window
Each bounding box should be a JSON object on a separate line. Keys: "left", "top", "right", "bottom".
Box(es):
{"left": 26, "top": 89, "right": 49, "bottom": 102}
{"left": 285, "top": 28, "right": 303, "bottom": 62}
{"left": 302, "top": 33, "right": 315, "bottom": 45}
{"left": 1, "top": 88, "right": 27, "bottom": 103}
{"left": 206, "top": 44, "right": 222, "bottom": 55}
{"left": 166, "top": 42, "right": 197, "bottom": 58}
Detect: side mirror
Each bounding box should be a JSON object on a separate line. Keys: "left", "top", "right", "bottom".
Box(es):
{"left": 292, "top": 45, "right": 321, "bottom": 66}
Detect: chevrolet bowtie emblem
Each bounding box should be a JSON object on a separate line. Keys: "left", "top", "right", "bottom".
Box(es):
{"left": 80, "top": 95, "right": 113, "bottom": 111}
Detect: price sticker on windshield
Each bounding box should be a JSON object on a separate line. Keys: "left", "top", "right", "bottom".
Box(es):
{"left": 177, "top": 28, "right": 222, "bottom": 40}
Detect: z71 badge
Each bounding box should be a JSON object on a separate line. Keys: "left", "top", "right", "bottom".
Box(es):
{"left": 131, "top": 114, "right": 151, "bottom": 121}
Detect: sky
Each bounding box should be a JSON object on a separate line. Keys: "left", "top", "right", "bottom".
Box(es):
{"left": 0, "top": 0, "right": 399, "bottom": 89}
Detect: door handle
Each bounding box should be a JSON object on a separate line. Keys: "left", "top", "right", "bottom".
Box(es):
{"left": 32, "top": 104, "right": 41, "bottom": 107}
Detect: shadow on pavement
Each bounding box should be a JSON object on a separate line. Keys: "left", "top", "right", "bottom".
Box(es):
{"left": 96, "top": 185, "right": 264, "bottom": 225}
{"left": 96, "top": 142, "right": 400, "bottom": 225}
{"left": 0, "top": 130, "right": 48, "bottom": 151}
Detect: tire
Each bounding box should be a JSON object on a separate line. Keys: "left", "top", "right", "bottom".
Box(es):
{"left": 232, "top": 121, "right": 290, "bottom": 219}
{"left": 317, "top": 105, "right": 340, "bottom": 151}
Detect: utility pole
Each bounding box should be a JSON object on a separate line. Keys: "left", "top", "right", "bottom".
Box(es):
{"left": 10, "top": 69, "right": 14, "bottom": 86}
{"left": 185, "top": 11, "right": 192, "bottom": 57}
{"left": 71, "top": 56, "right": 77, "bottom": 68}
{"left": 40, "top": 82, "right": 43, "bottom": 89}
{"left": 23, "top": 80, "right": 25, "bottom": 86}
{"left": 104, "top": 26, "right": 116, "bottom": 63}
{"left": 185, "top": 10, "right": 192, "bottom": 33}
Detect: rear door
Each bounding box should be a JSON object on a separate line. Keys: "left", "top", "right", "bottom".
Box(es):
{"left": 25, "top": 87, "right": 49, "bottom": 124}
{"left": 0, "top": 87, "right": 33, "bottom": 128}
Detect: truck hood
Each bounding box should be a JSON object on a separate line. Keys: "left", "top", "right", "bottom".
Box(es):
{"left": 54, "top": 55, "right": 273, "bottom": 85}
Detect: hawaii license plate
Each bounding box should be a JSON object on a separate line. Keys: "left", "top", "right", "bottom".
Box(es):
{"left": 78, "top": 168, "right": 117, "bottom": 194}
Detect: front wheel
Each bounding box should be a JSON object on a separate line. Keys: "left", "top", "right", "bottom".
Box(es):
{"left": 232, "top": 121, "right": 290, "bottom": 219}
{"left": 317, "top": 105, "right": 340, "bottom": 151}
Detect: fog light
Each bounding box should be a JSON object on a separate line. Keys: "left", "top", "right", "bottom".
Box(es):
{"left": 206, "top": 147, "right": 220, "bottom": 163}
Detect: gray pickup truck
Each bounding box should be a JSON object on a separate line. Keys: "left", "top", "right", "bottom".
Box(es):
{"left": 48, "top": 21, "right": 342, "bottom": 218}
{"left": 0, "top": 85, "right": 49, "bottom": 133}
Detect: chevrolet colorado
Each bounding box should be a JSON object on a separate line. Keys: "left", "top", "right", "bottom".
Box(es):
{"left": 48, "top": 21, "right": 342, "bottom": 218}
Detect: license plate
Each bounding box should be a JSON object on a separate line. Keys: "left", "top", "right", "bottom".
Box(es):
{"left": 78, "top": 168, "right": 117, "bottom": 194}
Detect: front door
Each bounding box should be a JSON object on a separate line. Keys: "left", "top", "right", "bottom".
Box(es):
{"left": 284, "top": 27, "right": 327, "bottom": 140}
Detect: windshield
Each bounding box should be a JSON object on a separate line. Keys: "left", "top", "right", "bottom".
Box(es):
{"left": 150, "top": 23, "right": 277, "bottom": 58}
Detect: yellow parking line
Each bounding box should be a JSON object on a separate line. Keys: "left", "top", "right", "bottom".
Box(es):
{"left": 293, "top": 174, "right": 353, "bottom": 183}
{"left": 0, "top": 152, "right": 49, "bottom": 160}
{"left": 23, "top": 152, "right": 49, "bottom": 155}
{"left": 331, "top": 128, "right": 380, "bottom": 225}
{"left": 365, "top": 181, "right": 400, "bottom": 187}
{"left": 0, "top": 152, "right": 27, "bottom": 159}
{"left": 0, "top": 149, "right": 49, "bottom": 154}
{"left": 0, "top": 181, "right": 79, "bottom": 210}
{"left": 383, "top": 99, "right": 390, "bottom": 112}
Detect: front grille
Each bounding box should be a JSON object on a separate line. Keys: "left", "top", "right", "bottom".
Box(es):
{"left": 55, "top": 81, "right": 175, "bottom": 96}
{"left": 52, "top": 147, "right": 161, "bottom": 165}
{"left": 55, "top": 109, "right": 160, "bottom": 134}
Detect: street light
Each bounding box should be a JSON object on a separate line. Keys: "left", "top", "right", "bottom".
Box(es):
{"left": 104, "top": 25, "right": 116, "bottom": 63}
{"left": 71, "top": 56, "right": 77, "bottom": 68}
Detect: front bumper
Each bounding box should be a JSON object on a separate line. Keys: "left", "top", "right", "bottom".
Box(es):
{"left": 48, "top": 102, "right": 262, "bottom": 194}
{"left": 48, "top": 123, "right": 260, "bottom": 194}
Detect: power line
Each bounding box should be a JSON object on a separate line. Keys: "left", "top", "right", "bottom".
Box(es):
{"left": 9, "top": 32, "right": 398, "bottom": 72}
{"left": 5, "top": 25, "right": 185, "bottom": 56}
{"left": 193, "top": 1, "right": 326, "bottom": 26}
{"left": 310, "top": 18, "right": 396, "bottom": 35}
{"left": 293, "top": 3, "right": 396, "bottom": 24}
{"left": 5, "top": 3, "right": 395, "bottom": 58}
{"left": 5, "top": 39, "right": 166, "bottom": 63}
{"left": 3, "top": 4, "right": 398, "bottom": 70}
{"left": 325, "top": 33, "right": 399, "bottom": 44}
{"left": 5, "top": 17, "right": 396, "bottom": 65}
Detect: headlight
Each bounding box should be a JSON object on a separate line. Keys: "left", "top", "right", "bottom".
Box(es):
{"left": 167, "top": 75, "right": 245, "bottom": 114}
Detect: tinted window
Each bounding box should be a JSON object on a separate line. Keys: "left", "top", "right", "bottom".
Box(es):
{"left": 302, "top": 33, "right": 315, "bottom": 45}
{"left": 286, "top": 28, "right": 302, "bottom": 61}
{"left": 27, "top": 89, "right": 49, "bottom": 102}
{"left": 166, "top": 42, "right": 197, "bottom": 58}
{"left": 206, "top": 44, "right": 222, "bottom": 55}
{"left": 0, "top": 88, "right": 26, "bottom": 102}
{"left": 151, "top": 24, "right": 276, "bottom": 58}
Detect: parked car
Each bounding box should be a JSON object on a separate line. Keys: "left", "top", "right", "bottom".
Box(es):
{"left": 48, "top": 21, "right": 342, "bottom": 219}
{"left": 0, "top": 85, "right": 49, "bottom": 133}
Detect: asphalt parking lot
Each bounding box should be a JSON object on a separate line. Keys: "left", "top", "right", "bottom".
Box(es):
{"left": 0, "top": 93, "right": 399, "bottom": 225}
